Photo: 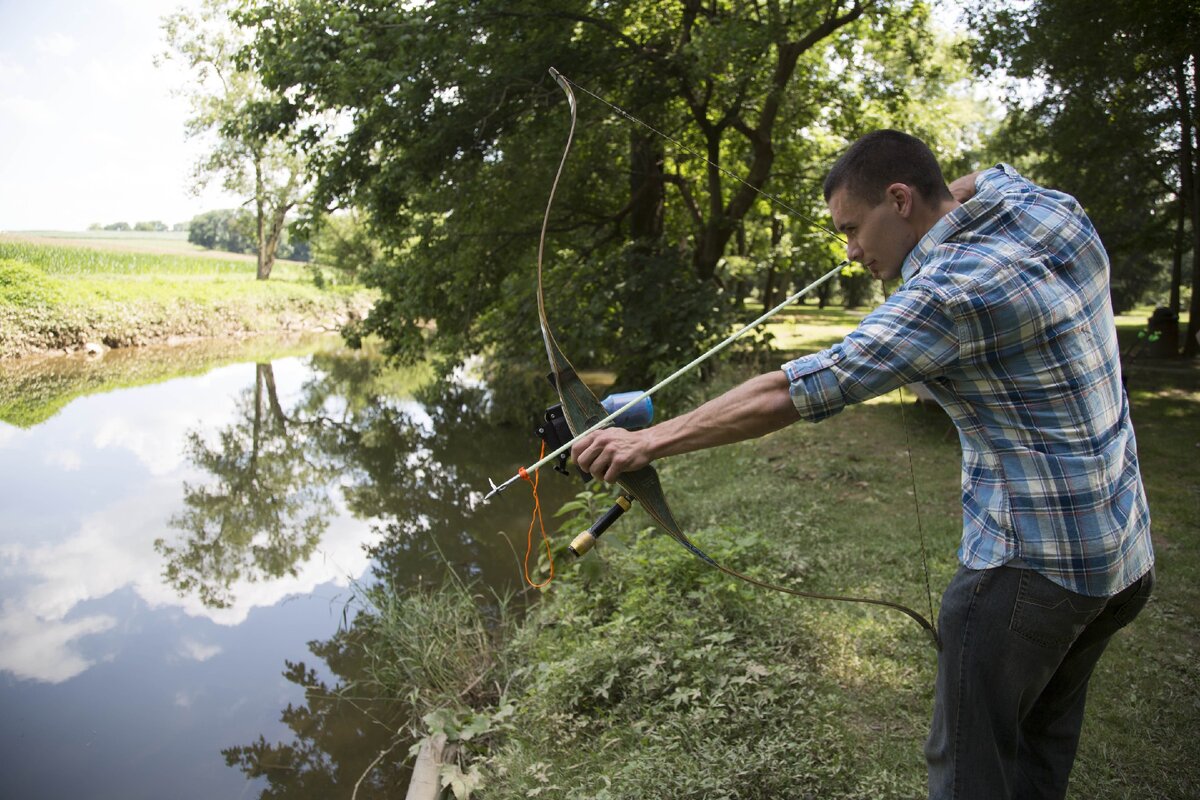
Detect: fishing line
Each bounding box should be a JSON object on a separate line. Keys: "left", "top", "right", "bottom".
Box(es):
{"left": 520, "top": 441, "right": 555, "bottom": 588}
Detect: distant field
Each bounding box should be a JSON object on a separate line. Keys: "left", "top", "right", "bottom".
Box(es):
{"left": 0, "top": 229, "right": 253, "bottom": 259}
{"left": 759, "top": 296, "right": 1188, "bottom": 360}
{"left": 0, "top": 231, "right": 371, "bottom": 358}
{"left": 0, "top": 231, "right": 307, "bottom": 280}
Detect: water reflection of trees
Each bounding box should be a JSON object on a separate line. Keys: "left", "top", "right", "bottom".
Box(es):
{"left": 156, "top": 352, "right": 564, "bottom": 608}
{"left": 157, "top": 365, "right": 335, "bottom": 607}
{"left": 224, "top": 628, "right": 411, "bottom": 799}
{"left": 171, "top": 351, "right": 575, "bottom": 798}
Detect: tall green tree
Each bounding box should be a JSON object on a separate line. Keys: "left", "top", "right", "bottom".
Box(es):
{"left": 161, "top": 0, "right": 307, "bottom": 280}
{"left": 236, "top": 0, "right": 976, "bottom": 392}
{"left": 965, "top": 0, "right": 1199, "bottom": 355}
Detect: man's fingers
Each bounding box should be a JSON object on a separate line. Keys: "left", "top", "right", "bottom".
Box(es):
{"left": 571, "top": 432, "right": 597, "bottom": 472}
{"left": 570, "top": 430, "right": 626, "bottom": 484}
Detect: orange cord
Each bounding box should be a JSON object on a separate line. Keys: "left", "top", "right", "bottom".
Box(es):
{"left": 520, "top": 442, "right": 554, "bottom": 588}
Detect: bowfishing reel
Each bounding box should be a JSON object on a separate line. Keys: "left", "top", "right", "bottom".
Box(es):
{"left": 534, "top": 383, "right": 653, "bottom": 557}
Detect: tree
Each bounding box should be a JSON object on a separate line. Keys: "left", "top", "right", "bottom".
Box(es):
{"left": 187, "top": 208, "right": 255, "bottom": 253}
{"left": 965, "top": 0, "right": 1199, "bottom": 355}
{"left": 161, "top": 0, "right": 307, "bottom": 280}
{"left": 308, "top": 211, "right": 382, "bottom": 284}
{"left": 235, "top": 0, "right": 978, "bottom": 392}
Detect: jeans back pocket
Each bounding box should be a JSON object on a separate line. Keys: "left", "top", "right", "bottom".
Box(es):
{"left": 1008, "top": 569, "right": 1107, "bottom": 648}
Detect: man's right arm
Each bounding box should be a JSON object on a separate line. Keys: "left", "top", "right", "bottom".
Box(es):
{"left": 948, "top": 170, "right": 982, "bottom": 203}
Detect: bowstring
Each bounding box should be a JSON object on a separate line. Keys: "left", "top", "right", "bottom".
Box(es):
{"left": 898, "top": 385, "right": 938, "bottom": 633}
{"left": 552, "top": 69, "right": 938, "bottom": 643}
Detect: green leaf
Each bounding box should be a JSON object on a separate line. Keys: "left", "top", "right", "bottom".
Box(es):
{"left": 458, "top": 712, "right": 493, "bottom": 741}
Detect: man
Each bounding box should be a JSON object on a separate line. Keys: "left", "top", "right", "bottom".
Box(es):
{"left": 572, "top": 130, "right": 1155, "bottom": 799}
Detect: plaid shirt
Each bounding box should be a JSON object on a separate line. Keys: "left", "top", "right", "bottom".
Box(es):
{"left": 782, "top": 164, "right": 1153, "bottom": 597}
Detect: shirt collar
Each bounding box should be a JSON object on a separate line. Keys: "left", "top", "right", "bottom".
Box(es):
{"left": 900, "top": 182, "right": 1003, "bottom": 282}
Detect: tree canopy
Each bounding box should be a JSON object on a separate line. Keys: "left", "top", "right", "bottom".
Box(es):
{"left": 232, "top": 0, "right": 989, "bottom": 395}
{"left": 965, "top": 0, "right": 1199, "bottom": 353}
{"left": 162, "top": 0, "right": 309, "bottom": 280}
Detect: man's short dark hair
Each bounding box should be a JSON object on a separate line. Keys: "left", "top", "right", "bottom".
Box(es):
{"left": 823, "top": 130, "right": 952, "bottom": 206}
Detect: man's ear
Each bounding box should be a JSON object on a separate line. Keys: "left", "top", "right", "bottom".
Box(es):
{"left": 885, "top": 182, "right": 914, "bottom": 217}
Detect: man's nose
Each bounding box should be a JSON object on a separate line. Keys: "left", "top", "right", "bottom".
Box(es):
{"left": 846, "top": 241, "right": 863, "bottom": 263}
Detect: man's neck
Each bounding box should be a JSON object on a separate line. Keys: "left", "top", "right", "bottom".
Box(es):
{"left": 910, "top": 197, "right": 961, "bottom": 240}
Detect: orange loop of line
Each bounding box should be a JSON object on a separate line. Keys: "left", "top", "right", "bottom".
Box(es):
{"left": 522, "top": 442, "right": 554, "bottom": 589}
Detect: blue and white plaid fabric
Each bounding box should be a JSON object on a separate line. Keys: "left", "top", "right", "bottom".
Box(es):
{"left": 782, "top": 164, "right": 1153, "bottom": 597}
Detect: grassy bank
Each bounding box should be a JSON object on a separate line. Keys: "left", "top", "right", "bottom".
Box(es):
{"left": 0, "top": 233, "right": 375, "bottom": 359}
{"left": 0, "top": 332, "right": 348, "bottom": 428}
{"left": 346, "top": 308, "right": 1198, "bottom": 799}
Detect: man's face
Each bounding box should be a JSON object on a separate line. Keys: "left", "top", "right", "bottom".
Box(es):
{"left": 827, "top": 184, "right": 918, "bottom": 282}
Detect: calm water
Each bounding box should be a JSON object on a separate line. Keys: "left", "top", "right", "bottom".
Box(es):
{"left": 0, "top": 340, "right": 573, "bottom": 799}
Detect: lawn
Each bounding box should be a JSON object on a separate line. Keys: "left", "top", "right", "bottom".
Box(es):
{"left": 399, "top": 302, "right": 1199, "bottom": 799}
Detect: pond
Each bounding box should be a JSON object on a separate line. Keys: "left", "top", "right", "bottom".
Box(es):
{"left": 0, "top": 337, "right": 576, "bottom": 799}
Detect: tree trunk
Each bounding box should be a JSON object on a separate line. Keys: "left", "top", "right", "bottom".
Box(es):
{"left": 630, "top": 130, "right": 665, "bottom": 240}
{"left": 1182, "top": 54, "right": 1200, "bottom": 356}
{"left": 251, "top": 365, "right": 263, "bottom": 478}
{"left": 817, "top": 274, "right": 833, "bottom": 309}
{"left": 255, "top": 159, "right": 269, "bottom": 280}
{"left": 262, "top": 204, "right": 290, "bottom": 282}
{"left": 692, "top": 132, "right": 739, "bottom": 280}
{"left": 253, "top": 153, "right": 298, "bottom": 282}
{"left": 1171, "top": 192, "right": 1184, "bottom": 316}
{"left": 259, "top": 363, "right": 287, "bottom": 430}
{"left": 762, "top": 216, "right": 783, "bottom": 308}
{"left": 685, "top": 6, "right": 867, "bottom": 280}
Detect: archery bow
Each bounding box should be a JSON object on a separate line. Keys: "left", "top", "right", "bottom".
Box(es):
{"left": 504, "top": 67, "right": 940, "bottom": 649}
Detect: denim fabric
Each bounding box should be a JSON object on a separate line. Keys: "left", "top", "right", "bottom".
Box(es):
{"left": 926, "top": 564, "right": 1154, "bottom": 800}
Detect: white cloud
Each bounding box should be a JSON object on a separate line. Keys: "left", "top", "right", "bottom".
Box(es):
{"left": 0, "top": 93, "right": 55, "bottom": 126}
{"left": 0, "top": 424, "right": 26, "bottom": 447}
{"left": 0, "top": 354, "right": 384, "bottom": 684}
{"left": 0, "top": 601, "right": 116, "bottom": 684}
{"left": 44, "top": 448, "right": 83, "bottom": 471}
{"left": 1, "top": 472, "right": 381, "bottom": 682}
{"left": 0, "top": 55, "right": 26, "bottom": 83}
{"left": 0, "top": 0, "right": 243, "bottom": 230}
{"left": 178, "top": 637, "right": 222, "bottom": 662}
{"left": 33, "top": 32, "right": 77, "bottom": 58}
{"left": 92, "top": 414, "right": 189, "bottom": 476}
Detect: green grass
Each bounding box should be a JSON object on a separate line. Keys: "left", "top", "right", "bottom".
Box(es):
{"left": 369, "top": 307, "right": 1199, "bottom": 798}
{"left": 470, "top": 373, "right": 1198, "bottom": 798}
{"left": 0, "top": 234, "right": 374, "bottom": 358}
{"left": 1, "top": 239, "right": 241, "bottom": 275}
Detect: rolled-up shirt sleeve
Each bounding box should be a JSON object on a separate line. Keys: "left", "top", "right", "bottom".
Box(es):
{"left": 781, "top": 285, "right": 961, "bottom": 422}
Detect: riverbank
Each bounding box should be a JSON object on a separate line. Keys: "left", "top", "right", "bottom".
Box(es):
{"left": 0, "top": 233, "right": 375, "bottom": 359}
{"left": 0, "top": 332, "right": 350, "bottom": 427}
{"left": 342, "top": 333, "right": 1198, "bottom": 798}
{"left": 478, "top": 366, "right": 1196, "bottom": 798}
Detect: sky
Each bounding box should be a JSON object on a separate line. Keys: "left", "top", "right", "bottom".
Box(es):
{"left": 0, "top": 0, "right": 983, "bottom": 233}
{"left": 0, "top": 0, "right": 241, "bottom": 231}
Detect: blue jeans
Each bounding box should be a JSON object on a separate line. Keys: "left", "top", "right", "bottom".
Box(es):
{"left": 926, "top": 564, "right": 1154, "bottom": 800}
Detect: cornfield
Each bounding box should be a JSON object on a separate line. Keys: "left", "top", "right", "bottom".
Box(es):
{"left": 0, "top": 240, "right": 256, "bottom": 277}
